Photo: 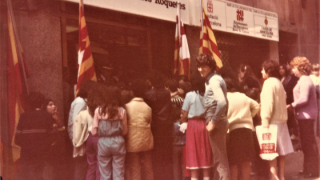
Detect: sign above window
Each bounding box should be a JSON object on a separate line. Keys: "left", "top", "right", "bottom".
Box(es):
{"left": 196, "top": 0, "right": 279, "bottom": 41}
{"left": 64, "top": 0, "right": 278, "bottom": 41}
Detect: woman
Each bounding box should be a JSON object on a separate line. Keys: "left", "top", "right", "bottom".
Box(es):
{"left": 92, "top": 86, "right": 128, "bottom": 180}
{"left": 180, "top": 74, "right": 213, "bottom": 180}
{"left": 260, "top": 60, "right": 294, "bottom": 180}
{"left": 42, "top": 99, "right": 67, "bottom": 179}
{"left": 279, "top": 64, "right": 299, "bottom": 138}
{"left": 310, "top": 63, "right": 319, "bottom": 86}
{"left": 224, "top": 77, "right": 260, "bottom": 180}
{"left": 287, "top": 57, "right": 319, "bottom": 178}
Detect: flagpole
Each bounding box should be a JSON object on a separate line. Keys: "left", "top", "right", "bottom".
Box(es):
{"left": 178, "top": 2, "right": 180, "bottom": 38}
{"left": 6, "top": 0, "right": 29, "bottom": 94}
{"left": 80, "top": 0, "right": 84, "bottom": 11}
{"left": 201, "top": 0, "right": 203, "bottom": 31}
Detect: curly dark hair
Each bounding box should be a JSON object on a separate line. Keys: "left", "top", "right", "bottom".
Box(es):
{"left": 77, "top": 80, "right": 96, "bottom": 99}
{"left": 290, "top": 56, "right": 313, "bottom": 75}
{"left": 130, "top": 79, "right": 147, "bottom": 98}
{"left": 86, "top": 83, "right": 107, "bottom": 117}
{"left": 196, "top": 54, "right": 217, "bottom": 71}
{"left": 179, "top": 82, "right": 192, "bottom": 98}
{"left": 238, "top": 64, "right": 256, "bottom": 80}
{"left": 218, "top": 65, "right": 238, "bottom": 80}
{"left": 190, "top": 73, "right": 206, "bottom": 96}
{"left": 279, "top": 63, "right": 290, "bottom": 77}
{"left": 262, "top": 60, "right": 280, "bottom": 79}
{"left": 224, "top": 77, "right": 240, "bottom": 93}
{"left": 164, "top": 79, "right": 178, "bottom": 92}
{"left": 148, "top": 70, "right": 166, "bottom": 88}
{"left": 27, "top": 92, "right": 45, "bottom": 109}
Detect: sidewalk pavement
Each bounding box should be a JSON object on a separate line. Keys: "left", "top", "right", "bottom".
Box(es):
{"left": 250, "top": 138, "right": 320, "bottom": 180}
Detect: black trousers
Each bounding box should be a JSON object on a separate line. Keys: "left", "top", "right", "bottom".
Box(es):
{"left": 16, "top": 157, "right": 45, "bottom": 180}
{"left": 298, "top": 119, "right": 319, "bottom": 175}
{"left": 152, "top": 122, "right": 173, "bottom": 180}
{"left": 287, "top": 109, "right": 299, "bottom": 136}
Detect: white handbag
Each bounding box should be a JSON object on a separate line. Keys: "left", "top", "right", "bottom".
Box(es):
{"left": 256, "top": 124, "right": 279, "bottom": 160}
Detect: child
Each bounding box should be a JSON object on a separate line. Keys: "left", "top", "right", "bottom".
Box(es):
{"left": 92, "top": 86, "right": 128, "bottom": 180}
{"left": 73, "top": 83, "right": 106, "bottom": 180}
{"left": 173, "top": 115, "right": 187, "bottom": 180}
{"left": 165, "top": 79, "right": 186, "bottom": 180}
{"left": 125, "top": 79, "right": 154, "bottom": 180}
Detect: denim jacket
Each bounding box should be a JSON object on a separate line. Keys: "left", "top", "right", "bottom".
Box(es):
{"left": 204, "top": 73, "right": 228, "bottom": 124}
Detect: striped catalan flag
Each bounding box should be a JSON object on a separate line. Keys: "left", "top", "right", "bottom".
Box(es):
{"left": 174, "top": 4, "right": 190, "bottom": 78}
{"left": 76, "top": 0, "right": 97, "bottom": 95}
{"left": 199, "top": 1, "right": 223, "bottom": 70}
{"left": 7, "top": 10, "right": 28, "bottom": 162}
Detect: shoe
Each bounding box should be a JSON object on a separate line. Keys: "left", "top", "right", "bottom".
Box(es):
{"left": 303, "top": 173, "right": 318, "bottom": 178}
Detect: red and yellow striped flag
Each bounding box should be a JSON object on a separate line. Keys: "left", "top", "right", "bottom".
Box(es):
{"left": 76, "top": 0, "right": 97, "bottom": 95}
{"left": 199, "top": 1, "right": 223, "bottom": 70}
{"left": 8, "top": 11, "right": 27, "bottom": 162}
{"left": 174, "top": 5, "right": 190, "bottom": 78}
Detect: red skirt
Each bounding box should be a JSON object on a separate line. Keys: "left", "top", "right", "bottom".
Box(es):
{"left": 185, "top": 118, "right": 213, "bottom": 169}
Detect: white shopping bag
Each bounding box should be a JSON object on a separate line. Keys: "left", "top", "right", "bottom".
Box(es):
{"left": 256, "top": 125, "right": 279, "bottom": 160}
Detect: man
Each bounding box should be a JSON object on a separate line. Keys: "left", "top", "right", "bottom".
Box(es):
{"left": 125, "top": 79, "right": 154, "bottom": 180}
{"left": 144, "top": 71, "right": 173, "bottom": 180}
{"left": 196, "top": 54, "right": 230, "bottom": 180}
{"left": 97, "top": 63, "right": 117, "bottom": 86}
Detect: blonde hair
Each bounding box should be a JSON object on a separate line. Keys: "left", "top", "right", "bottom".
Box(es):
{"left": 290, "top": 56, "right": 312, "bottom": 75}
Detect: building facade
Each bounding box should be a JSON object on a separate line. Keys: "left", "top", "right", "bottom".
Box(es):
{"left": 0, "top": 0, "right": 319, "bottom": 176}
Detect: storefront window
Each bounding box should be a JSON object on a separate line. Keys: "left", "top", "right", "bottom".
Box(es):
{"left": 63, "top": 2, "right": 175, "bottom": 84}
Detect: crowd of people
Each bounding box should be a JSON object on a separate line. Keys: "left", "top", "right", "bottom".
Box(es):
{"left": 14, "top": 54, "right": 320, "bottom": 180}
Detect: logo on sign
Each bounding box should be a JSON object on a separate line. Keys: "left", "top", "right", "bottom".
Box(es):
{"left": 236, "top": 10, "right": 244, "bottom": 21}
{"left": 261, "top": 143, "right": 276, "bottom": 153}
{"left": 207, "top": 0, "right": 213, "bottom": 13}
{"left": 264, "top": 16, "right": 268, "bottom": 26}
{"left": 262, "top": 133, "right": 271, "bottom": 140}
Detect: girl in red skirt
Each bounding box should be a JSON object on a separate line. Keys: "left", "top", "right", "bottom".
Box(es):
{"left": 181, "top": 74, "right": 213, "bottom": 180}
